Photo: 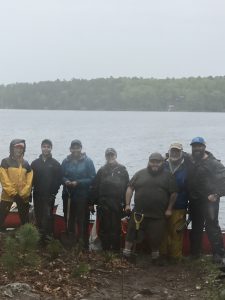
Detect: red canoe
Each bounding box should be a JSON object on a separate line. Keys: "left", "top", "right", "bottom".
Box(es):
{"left": 3, "top": 209, "right": 225, "bottom": 255}
{"left": 52, "top": 214, "right": 225, "bottom": 255}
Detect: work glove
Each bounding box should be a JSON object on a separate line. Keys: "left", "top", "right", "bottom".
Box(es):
{"left": 14, "top": 194, "right": 23, "bottom": 203}
{"left": 89, "top": 205, "right": 95, "bottom": 214}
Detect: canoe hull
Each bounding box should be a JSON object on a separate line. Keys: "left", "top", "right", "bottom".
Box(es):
{"left": 3, "top": 212, "right": 224, "bottom": 255}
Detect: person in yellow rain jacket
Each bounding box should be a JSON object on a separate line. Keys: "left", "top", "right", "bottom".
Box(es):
{"left": 0, "top": 139, "right": 33, "bottom": 228}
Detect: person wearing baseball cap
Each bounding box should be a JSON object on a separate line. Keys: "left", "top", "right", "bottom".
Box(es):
{"left": 61, "top": 140, "right": 96, "bottom": 249}
{"left": 187, "top": 137, "right": 225, "bottom": 264}
{"left": 89, "top": 148, "right": 129, "bottom": 251}
{"left": 0, "top": 139, "right": 33, "bottom": 228}
{"left": 123, "top": 152, "right": 178, "bottom": 261}
{"left": 160, "top": 142, "right": 188, "bottom": 260}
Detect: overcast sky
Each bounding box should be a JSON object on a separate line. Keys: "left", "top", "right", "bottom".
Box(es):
{"left": 0, "top": 0, "right": 225, "bottom": 84}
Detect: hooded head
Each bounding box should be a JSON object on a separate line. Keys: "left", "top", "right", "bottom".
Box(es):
{"left": 10, "top": 139, "right": 26, "bottom": 158}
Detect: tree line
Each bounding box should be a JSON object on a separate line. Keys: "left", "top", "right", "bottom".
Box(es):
{"left": 0, "top": 76, "right": 225, "bottom": 111}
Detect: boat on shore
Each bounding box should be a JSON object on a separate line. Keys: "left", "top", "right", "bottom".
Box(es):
{"left": 3, "top": 207, "right": 224, "bottom": 256}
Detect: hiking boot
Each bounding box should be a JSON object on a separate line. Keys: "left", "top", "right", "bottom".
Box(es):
{"left": 122, "top": 249, "right": 136, "bottom": 263}
{"left": 123, "top": 248, "right": 131, "bottom": 257}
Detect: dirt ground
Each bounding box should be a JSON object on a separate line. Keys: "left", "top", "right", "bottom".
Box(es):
{"left": 0, "top": 230, "right": 224, "bottom": 300}
{"left": 86, "top": 255, "right": 222, "bottom": 300}
{"left": 0, "top": 248, "right": 224, "bottom": 300}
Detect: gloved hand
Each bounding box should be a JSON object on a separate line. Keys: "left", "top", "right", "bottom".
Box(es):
{"left": 124, "top": 204, "right": 131, "bottom": 215}
{"left": 89, "top": 205, "right": 95, "bottom": 214}
{"left": 14, "top": 194, "right": 23, "bottom": 203}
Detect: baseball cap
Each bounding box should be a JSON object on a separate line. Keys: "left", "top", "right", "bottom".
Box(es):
{"left": 149, "top": 152, "right": 164, "bottom": 161}
{"left": 190, "top": 137, "right": 206, "bottom": 146}
{"left": 169, "top": 143, "right": 183, "bottom": 151}
{"left": 70, "top": 139, "right": 82, "bottom": 148}
{"left": 105, "top": 148, "right": 117, "bottom": 156}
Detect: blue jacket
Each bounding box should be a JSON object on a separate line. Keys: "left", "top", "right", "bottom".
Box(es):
{"left": 61, "top": 153, "right": 96, "bottom": 200}
{"left": 165, "top": 160, "right": 188, "bottom": 210}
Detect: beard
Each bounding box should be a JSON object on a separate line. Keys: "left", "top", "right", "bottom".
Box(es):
{"left": 169, "top": 156, "right": 183, "bottom": 166}
{"left": 148, "top": 164, "right": 164, "bottom": 176}
{"left": 192, "top": 149, "right": 205, "bottom": 160}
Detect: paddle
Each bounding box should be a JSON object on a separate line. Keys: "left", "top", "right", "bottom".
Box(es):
{"left": 60, "top": 189, "right": 76, "bottom": 248}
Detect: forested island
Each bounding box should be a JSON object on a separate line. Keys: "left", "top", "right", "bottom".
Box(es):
{"left": 0, "top": 76, "right": 225, "bottom": 111}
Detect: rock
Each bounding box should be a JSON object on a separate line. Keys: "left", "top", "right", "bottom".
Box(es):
{"left": 139, "top": 288, "right": 154, "bottom": 296}
{"left": 0, "top": 283, "right": 40, "bottom": 300}
{"left": 219, "top": 289, "right": 225, "bottom": 300}
{"left": 133, "top": 294, "right": 143, "bottom": 299}
{"left": 195, "top": 284, "right": 201, "bottom": 290}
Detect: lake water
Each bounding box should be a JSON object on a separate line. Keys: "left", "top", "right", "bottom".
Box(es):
{"left": 0, "top": 110, "right": 225, "bottom": 226}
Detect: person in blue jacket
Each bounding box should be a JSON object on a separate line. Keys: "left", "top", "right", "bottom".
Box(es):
{"left": 61, "top": 140, "right": 96, "bottom": 249}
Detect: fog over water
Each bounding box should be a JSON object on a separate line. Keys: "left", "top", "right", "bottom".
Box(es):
{"left": 0, "top": 110, "right": 225, "bottom": 226}
{"left": 1, "top": 0, "right": 225, "bottom": 83}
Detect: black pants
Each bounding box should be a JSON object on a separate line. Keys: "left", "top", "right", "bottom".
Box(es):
{"left": 63, "top": 196, "right": 89, "bottom": 249}
{"left": 0, "top": 199, "right": 29, "bottom": 228}
{"left": 33, "top": 195, "right": 54, "bottom": 240}
{"left": 189, "top": 198, "right": 224, "bottom": 256}
{"left": 97, "top": 205, "right": 122, "bottom": 251}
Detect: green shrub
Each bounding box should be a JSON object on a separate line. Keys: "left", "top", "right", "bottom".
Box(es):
{"left": 0, "top": 224, "right": 40, "bottom": 274}
{"left": 0, "top": 236, "right": 19, "bottom": 274}
{"left": 22, "top": 252, "right": 40, "bottom": 267}
{"left": 46, "top": 238, "right": 63, "bottom": 259}
{"left": 1, "top": 252, "right": 18, "bottom": 274}
{"left": 16, "top": 223, "right": 40, "bottom": 251}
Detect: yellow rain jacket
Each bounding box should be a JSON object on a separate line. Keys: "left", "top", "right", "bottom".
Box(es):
{"left": 0, "top": 157, "right": 33, "bottom": 202}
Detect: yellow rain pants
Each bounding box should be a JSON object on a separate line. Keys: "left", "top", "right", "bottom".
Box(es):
{"left": 160, "top": 209, "right": 186, "bottom": 258}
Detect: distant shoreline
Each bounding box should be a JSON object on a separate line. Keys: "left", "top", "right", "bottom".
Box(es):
{"left": 0, "top": 108, "right": 224, "bottom": 113}
{"left": 0, "top": 77, "right": 225, "bottom": 111}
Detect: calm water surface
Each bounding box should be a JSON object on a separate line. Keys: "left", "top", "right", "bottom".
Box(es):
{"left": 0, "top": 110, "right": 225, "bottom": 226}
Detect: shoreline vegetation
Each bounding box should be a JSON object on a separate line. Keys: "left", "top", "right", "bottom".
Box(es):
{"left": 0, "top": 76, "right": 225, "bottom": 111}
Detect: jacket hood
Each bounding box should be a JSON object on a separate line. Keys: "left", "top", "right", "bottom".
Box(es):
{"left": 10, "top": 139, "right": 26, "bottom": 156}
{"left": 205, "top": 151, "right": 216, "bottom": 159}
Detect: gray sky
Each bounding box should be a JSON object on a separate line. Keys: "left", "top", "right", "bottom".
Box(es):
{"left": 0, "top": 0, "right": 225, "bottom": 84}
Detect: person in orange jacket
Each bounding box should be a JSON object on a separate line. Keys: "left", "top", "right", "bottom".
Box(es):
{"left": 0, "top": 139, "right": 33, "bottom": 228}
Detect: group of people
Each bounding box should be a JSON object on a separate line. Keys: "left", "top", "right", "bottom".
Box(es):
{"left": 123, "top": 138, "right": 225, "bottom": 264}
{"left": 0, "top": 137, "right": 225, "bottom": 265}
